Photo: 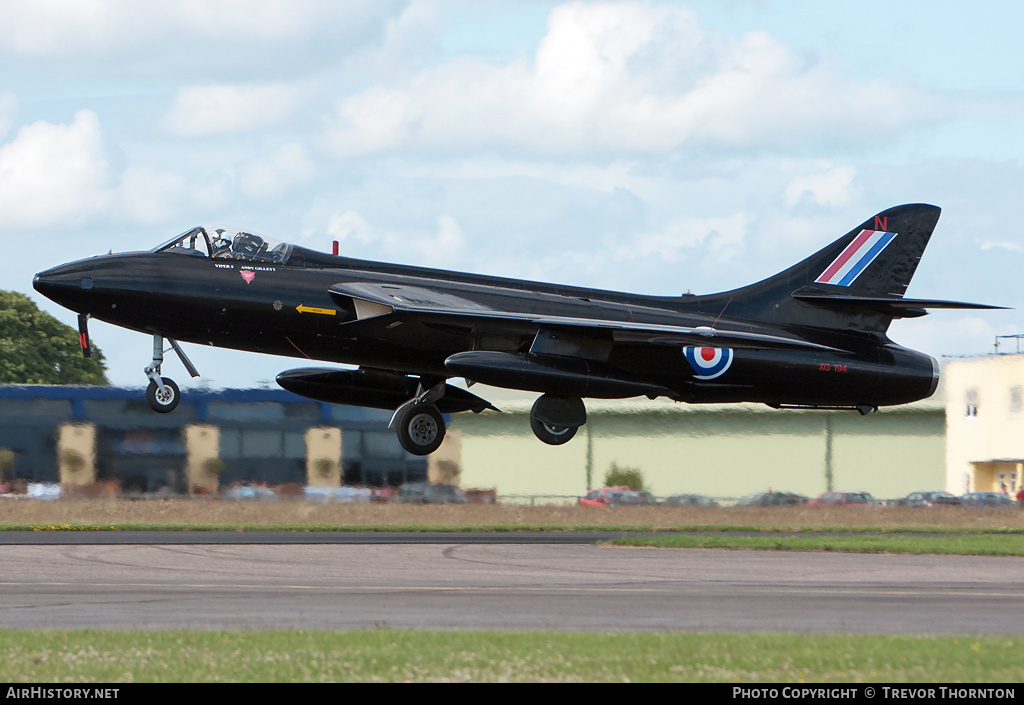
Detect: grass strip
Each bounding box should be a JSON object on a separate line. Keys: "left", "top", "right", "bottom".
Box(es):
{"left": 610, "top": 533, "right": 1024, "bottom": 556}
{"left": 4, "top": 522, "right": 1024, "bottom": 534}
{"left": 0, "top": 629, "right": 1020, "bottom": 683}
{"left": 5, "top": 522, "right": 1024, "bottom": 555}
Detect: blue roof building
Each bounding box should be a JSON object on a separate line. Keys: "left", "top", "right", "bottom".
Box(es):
{"left": 0, "top": 385, "right": 428, "bottom": 492}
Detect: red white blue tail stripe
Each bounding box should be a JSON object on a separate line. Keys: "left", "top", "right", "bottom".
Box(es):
{"left": 684, "top": 347, "right": 733, "bottom": 380}
{"left": 815, "top": 229, "right": 897, "bottom": 287}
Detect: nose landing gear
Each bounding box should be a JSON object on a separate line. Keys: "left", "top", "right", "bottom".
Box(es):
{"left": 143, "top": 335, "right": 200, "bottom": 413}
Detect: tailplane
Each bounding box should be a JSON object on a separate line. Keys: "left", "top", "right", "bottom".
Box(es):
{"left": 702, "top": 204, "right": 999, "bottom": 334}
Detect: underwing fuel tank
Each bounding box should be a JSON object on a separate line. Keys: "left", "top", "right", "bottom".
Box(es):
{"left": 444, "top": 351, "right": 667, "bottom": 399}
{"left": 275, "top": 367, "right": 496, "bottom": 414}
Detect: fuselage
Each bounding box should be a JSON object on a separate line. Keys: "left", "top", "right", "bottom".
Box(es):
{"left": 33, "top": 244, "right": 938, "bottom": 409}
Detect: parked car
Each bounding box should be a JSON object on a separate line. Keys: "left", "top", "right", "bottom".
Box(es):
{"left": 960, "top": 492, "right": 1019, "bottom": 509}
{"left": 808, "top": 491, "right": 881, "bottom": 506}
{"left": 894, "top": 491, "right": 961, "bottom": 508}
{"left": 734, "top": 491, "right": 809, "bottom": 507}
{"left": 396, "top": 482, "right": 470, "bottom": 504}
{"left": 221, "top": 484, "right": 277, "bottom": 501}
{"left": 579, "top": 486, "right": 648, "bottom": 507}
{"left": 663, "top": 494, "right": 719, "bottom": 507}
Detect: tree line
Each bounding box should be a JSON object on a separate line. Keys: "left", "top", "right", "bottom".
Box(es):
{"left": 0, "top": 289, "right": 108, "bottom": 385}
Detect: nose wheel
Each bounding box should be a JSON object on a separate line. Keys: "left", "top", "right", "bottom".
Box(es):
{"left": 146, "top": 377, "right": 180, "bottom": 413}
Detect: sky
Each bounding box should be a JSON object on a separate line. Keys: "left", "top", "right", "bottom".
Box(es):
{"left": 3, "top": 0, "right": 1023, "bottom": 389}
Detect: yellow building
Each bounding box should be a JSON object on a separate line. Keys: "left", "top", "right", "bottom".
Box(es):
{"left": 944, "top": 354, "right": 1024, "bottom": 495}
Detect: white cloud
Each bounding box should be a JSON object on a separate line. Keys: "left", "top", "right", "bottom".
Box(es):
{"left": 783, "top": 163, "right": 859, "bottom": 207}
{"left": 980, "top": 241, "right": 1024, "bottom": 252}
{"left": 238, "top": 143, "right": 315, "bottom": 199}
{"left": 320, "top": 1, "right": 944, "bottom": 158}
{"left": 0, "top": 93, "right": 15, "bottom": 139}
{"left": 0, "top": 106, "right": 275, "bottom": 232}
{"left": 617, "top": 213, "right": 748, "bottom": 264}
{"left": 327, "top": 210, "right": 376, "bottom": 245}
{"left": 417, "top": 214, "right": 465, "bottom": 264}
{"left": 0, "top": 0, "right": 382, "bottom": 56}
{"left": 163, "top": 82, "right": 309, "bottom": 136}
{"left": 113, "top": 163, "right": 240, "bottom": 226}
{"left": 322, "top": 86, "right": 418, "bottom": 157}
{"left": 356, "top": 0, "right": 445, "bottom": 79}
{"left": 0, "top": 110, "right": 112, "bottom": 227}
{"left": 323, "top": 210, "right": 466, "bottom": 267}
{"left": 115, "top": 165, "right": 190, "bottom": 225}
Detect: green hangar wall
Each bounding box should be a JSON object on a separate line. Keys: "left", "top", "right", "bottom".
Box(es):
{"left": 451, "top": 395, "right": 945, "bottom": 500}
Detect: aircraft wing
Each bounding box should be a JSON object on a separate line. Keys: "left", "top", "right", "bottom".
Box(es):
{"left": 328, "top": 282, "right": 842, "bottom": 352}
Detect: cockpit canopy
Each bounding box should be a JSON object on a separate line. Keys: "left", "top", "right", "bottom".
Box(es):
{"left": 152, "top": 226, "right": 292, "bottom": 264}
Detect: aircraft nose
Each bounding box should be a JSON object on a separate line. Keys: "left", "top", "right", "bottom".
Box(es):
{"left": 33, "top": 263, "right": 95, "bottom": 312}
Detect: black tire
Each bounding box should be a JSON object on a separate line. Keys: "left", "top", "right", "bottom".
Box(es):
{"left": 395, "top": 403, "right": 445, "bottom": 456}
{"left": 146, "top": 377, "right": 180, "bottom": 413}
{"left": 530, "top": 414, "right": 578, "bottom": 445}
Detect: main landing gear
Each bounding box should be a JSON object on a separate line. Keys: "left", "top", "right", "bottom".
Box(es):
{"left": 529, "top": 394, "right": 586, "bottom": 446}
{"left": 391, "top": 382, "right": 448, "bottom": 456}
{"left": 143, "top": 334, "right": 200, "bottom": 413}
{"left": 390, "top": 389, "right": 588, "bottom": 454}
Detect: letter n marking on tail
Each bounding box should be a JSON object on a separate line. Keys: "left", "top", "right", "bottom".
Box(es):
{"left": 875, "top": 216, "right": 888, "bottom": 231}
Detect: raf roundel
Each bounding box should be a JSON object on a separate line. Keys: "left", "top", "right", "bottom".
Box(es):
{"left": 684, "top": 346, "right": 734, "bottom": 380}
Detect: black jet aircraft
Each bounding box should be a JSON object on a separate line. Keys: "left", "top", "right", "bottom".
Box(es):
{"left": 33, "top": 204, "right": 999, "bottom": 456}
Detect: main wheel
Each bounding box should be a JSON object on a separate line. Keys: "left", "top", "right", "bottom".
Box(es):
{"left": 530, "top": 414, "right": 578, "bottom": 445}
{"left": 395, "top": 403, "right": 446, "bottom": 456}
{"left": 146, "top": 377, "right": 180, "bottom": 413}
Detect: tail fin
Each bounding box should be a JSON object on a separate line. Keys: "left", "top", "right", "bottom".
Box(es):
{"left": 706, "top": 204, "right": 943, "bottom": 334}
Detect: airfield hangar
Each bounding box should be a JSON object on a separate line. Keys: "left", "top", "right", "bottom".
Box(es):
{"left": 450, "top": 354, "right": 1024, "bottom": 501}
{"left": 0, "top": 380, "right": 954, "bottom": 501}
{"left": 4, "top": 355, "right": 1024, "bottom": 500}
{"left": 0, "top": 385, "right": 435, "bottom": 494}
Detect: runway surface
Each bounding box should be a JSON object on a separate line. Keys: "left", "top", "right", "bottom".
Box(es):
{"left": 1, "top": 534, "right": 1022, "bottom": 634}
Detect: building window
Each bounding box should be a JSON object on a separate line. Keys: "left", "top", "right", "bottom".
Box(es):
{"left": 966, "top": 389, "right": 978, "bottom": 417}
{"left": 1011, "top": 386, "right": 1022, "bottom": 415}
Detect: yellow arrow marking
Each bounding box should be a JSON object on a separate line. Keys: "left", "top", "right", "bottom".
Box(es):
{"left": 296, "top": 304, "right": 337, "bottom": 316}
